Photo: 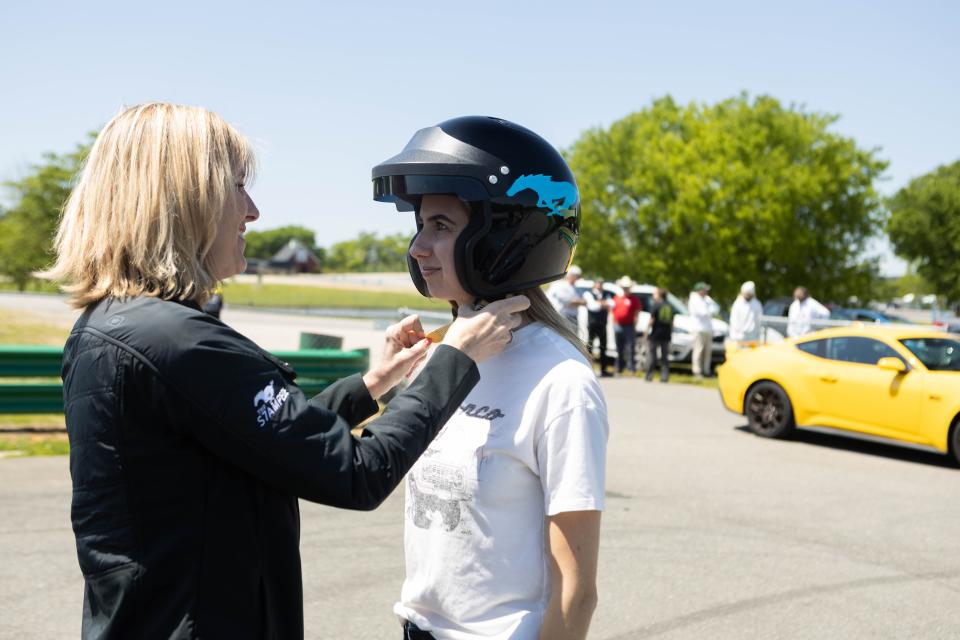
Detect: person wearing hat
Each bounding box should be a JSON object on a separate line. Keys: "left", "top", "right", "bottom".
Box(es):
{"left": 546, "top": 264, "right": 585, "bottom": 328}
{"left": 688, "top": 281, "right": 720, "bottom": 378}
{"left": 612, "top": 275, "right": 643, "bottom": 374}
{"left": 728, "top": 280, "right": 764, "bottom": 349}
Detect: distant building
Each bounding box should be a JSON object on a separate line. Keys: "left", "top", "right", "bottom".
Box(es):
{"left": 269, "top": 239, "right": 321, "bottom": 273}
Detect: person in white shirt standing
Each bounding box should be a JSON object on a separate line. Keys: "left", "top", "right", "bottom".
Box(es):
{"left": 688, "top": 281, "right": 720, "bottom": 378}
{"left": 787, "top": 286, "right": 830, "bottom": 337}
{"left": 727, "top": 280, "right": 764, "bottom": 349}
{"left": 374, "top": 116, "right": 608, "bottom": 640}
{"left": 546, "top": 264, "right": 583, "bottom": 328}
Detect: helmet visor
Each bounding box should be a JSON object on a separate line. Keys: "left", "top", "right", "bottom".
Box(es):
{"left": 373, "top": 175, "right": 489, "bottom": 212}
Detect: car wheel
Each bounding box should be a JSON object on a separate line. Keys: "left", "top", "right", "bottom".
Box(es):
{"left": 745, "top": 381, "right": 796, "bottom": 439}
{"left": 950, "top": 418, "right": 960, "bottom": 467}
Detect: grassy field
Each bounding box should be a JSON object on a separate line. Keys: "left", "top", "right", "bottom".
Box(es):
{"left": 221, "top": 282, "right": 450, "bottom": 311}
{"left": 0, "top": 279, "right": 61, "bottom": 294}
{"left": 0, "top": 433, "right": 70, "bottom": 458}
{"left": 0, "top": 309, "right": 70, "bottom": 345}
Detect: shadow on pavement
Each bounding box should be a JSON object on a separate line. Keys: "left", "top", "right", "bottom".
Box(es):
{"left": 733, "top": 425, "right": 958, "bottom": 470}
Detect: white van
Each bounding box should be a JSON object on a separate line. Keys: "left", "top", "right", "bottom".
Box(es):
{"left": 574, "top": 279, "right": 728, "bottom": 365}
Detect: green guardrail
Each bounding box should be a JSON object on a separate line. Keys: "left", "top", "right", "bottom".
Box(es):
{"left": 0, "top": 340, "right": 369, "bottom": 414}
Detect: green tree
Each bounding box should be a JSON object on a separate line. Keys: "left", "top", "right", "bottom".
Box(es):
{"left": 566, "top": 94, "right": 888, "bottom": 304}
{"left": 887, "top": 160, "right": 960, "bottom": 307}
{"left": 324, "top": 232, "right": 410, "bottom": 272}
{"left": 0, "top": 135, "right": 94, "bottom": 289}
{"left": 243, "top": 225, "right": 322, "bottom": 261}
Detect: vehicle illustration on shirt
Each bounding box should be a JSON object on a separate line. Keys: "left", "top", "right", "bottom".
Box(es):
{"left": 408, "top": 469, "right": 465, "bottom": 532}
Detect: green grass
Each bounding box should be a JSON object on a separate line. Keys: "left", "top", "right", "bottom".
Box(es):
{"left": 0, "top": 279, "right": 61, "bottom": 294}
{"left": 222, "top": 282, "right": 450, "bottom": 311}
{"left": 594, "top": 365, "right": 720, "bottom": 389}
{"left": 665, "top": 372, "right": 720, "bottom": 389}
{"left": 0, "top": 435, "right": 69, "bottom": 457}
{"left": 0, "top": 413, "right": 65, "bottom": 428}
{"left": 0, "top": 310, "right": 70, "bottom": 345}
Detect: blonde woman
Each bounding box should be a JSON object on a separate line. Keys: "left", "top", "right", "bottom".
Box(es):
{"left": 46, "top": 103, "right": 528, "bottom": 639}
{"left": 373, "top": 116, "right": 609, "bottom": 640}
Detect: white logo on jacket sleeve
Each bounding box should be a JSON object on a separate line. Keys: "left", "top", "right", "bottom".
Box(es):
{"left": 253, "top": 380, "right": 290, "bottom": 427}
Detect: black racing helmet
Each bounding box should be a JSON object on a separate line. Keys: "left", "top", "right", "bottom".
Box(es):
{"left": 372, "top": 116, "right": 580, "bottom": 300}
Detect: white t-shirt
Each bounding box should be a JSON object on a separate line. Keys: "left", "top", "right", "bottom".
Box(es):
{"left": 728, "top": 296, "right": 764, "bottom": 341}
{"left": 787, "top": 297, "right": 830, "bottom": 337}
{"left": 546, "top": 280, "right": 579, "bottom": 321}
{"left": 687, "top": 293, "right": 720, "bottom": 332}
{"left": 394, "top": 323, "right": 609, "bottom": 640}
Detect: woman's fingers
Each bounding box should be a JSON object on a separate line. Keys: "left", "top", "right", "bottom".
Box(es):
{"left": 394, "top": 314, "right": 425, "bottom": 347}
{"left": 398, "top": 314, "right": 425, "bottom": 337}
{"left": 484, "top": 295, "right": 531, "bottom": 316}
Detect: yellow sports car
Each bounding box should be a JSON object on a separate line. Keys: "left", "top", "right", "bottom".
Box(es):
{"left": 717, "top": 325, "right": 960, "bottom": 464}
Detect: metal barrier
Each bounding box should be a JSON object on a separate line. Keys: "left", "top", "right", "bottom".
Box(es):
{"left": 0, "top": 344, "right": 369, "bottom": 414}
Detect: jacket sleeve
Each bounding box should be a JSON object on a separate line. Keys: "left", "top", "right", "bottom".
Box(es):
{"left": 151, "top": 317, "right": 479, "bottom": 510}
{"left": 311, "top": 373, "right": 380, "bottom": 425}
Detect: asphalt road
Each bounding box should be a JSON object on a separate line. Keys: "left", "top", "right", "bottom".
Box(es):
{"left": 2, "top": 378, "right": 960, "bottom": 638}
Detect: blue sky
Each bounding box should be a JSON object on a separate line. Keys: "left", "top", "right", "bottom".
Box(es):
{"left": 3, "top": 0, "right": 957, "bottom": 276}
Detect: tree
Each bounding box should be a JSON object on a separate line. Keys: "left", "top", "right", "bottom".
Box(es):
{"left": 566, "top": 94, "right": 888, "bottom": 304}
{"left": 243, "top": 225, "right": 322, "bottom": 262}
{"left": 324, "top": 232, "right": 410, "bottom": 272}
{"left": 887, "top": 160, "right": 960, "bottom": 307}
{"left": 0, "top": 135, "right": 94, "bottom": 289}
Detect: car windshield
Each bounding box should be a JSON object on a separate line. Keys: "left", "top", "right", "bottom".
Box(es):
{"left": 900, "top": 337, "right": 960, "bottom": 371}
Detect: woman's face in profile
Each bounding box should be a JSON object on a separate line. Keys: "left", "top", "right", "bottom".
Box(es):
{"left": 208, "top": 183, "right": 260, "bottom": 280}
{"left": 409, "top": 194, "right": 472, "bottom": 305}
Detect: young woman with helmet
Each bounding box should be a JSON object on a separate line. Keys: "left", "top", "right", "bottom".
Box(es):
{"left": 373, "top": 116, "right": 609, "bottom": 640}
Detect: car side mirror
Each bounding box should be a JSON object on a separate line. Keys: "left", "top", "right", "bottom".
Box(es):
{"left": 876, "top": 357, "right": 907, "bottom": 373}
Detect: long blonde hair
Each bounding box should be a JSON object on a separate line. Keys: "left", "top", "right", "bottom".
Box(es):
{"left": 519, "top": 286, "right": 591, "bottom": 360}
{"left": 43, "top": 102, "right": 256, "bottom": 308}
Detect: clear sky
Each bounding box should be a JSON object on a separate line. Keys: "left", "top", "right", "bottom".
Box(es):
{"left": 3, "top": 0, "right": 957, "bottom": 276}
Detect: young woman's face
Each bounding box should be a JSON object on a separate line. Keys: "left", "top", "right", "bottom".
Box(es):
{"left": 208, "top": 184, "right": 260, "bottom": 280}
{"left": 409, "top": 194, "right": 472, "bottom": 305}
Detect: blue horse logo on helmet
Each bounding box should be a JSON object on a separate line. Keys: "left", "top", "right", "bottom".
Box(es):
{"left": 505, "top": 174, "right": 578, "bottom": 217}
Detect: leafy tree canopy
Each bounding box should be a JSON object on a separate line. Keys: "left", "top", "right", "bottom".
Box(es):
{"left": 887, "top": 160, "right": 960, "bottom": 306}
{"left": 0, "top": 135, "right": 94, "bottom": 289}
{"left": 324, "top": 231, "right": 410, "bottom": 273}
{"left": 243, "top": 225, "right": 323, "bottom": 262}
{"left": 566, "top": 94, "right": 888, "bottom": 305}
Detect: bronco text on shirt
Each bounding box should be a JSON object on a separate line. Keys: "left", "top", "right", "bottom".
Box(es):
{"left": 394, "top": 323, "right": 609, "bottom": 640}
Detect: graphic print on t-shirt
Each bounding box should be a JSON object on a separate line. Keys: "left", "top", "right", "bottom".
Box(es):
{"left": 407, "top": 404, "right": 498, "bottom": 535}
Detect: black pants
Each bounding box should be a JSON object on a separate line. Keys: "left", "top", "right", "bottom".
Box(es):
{"left": 644, "top": 337, "right": 671, "bottom": 381}
{"left": 587, "top": 322, "right": 611, "bottom": 373}
{"left": 403, "top": 620, "right": 435, "bottom": 639}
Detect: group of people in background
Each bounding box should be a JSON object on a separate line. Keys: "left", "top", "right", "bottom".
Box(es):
{"left": 549, "top": 268, "right": 833, "bottom": 382}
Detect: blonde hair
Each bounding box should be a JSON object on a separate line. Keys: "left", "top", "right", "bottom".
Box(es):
{"left": 519, "top": 286, "right": 591, "bottom": 360}
{"left": 43, "top": 102, "right": 256, "bottom": 308}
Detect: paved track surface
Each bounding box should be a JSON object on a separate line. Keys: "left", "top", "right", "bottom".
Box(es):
{"left": 3, "top": 379, "right": 960, "bottom": 638}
